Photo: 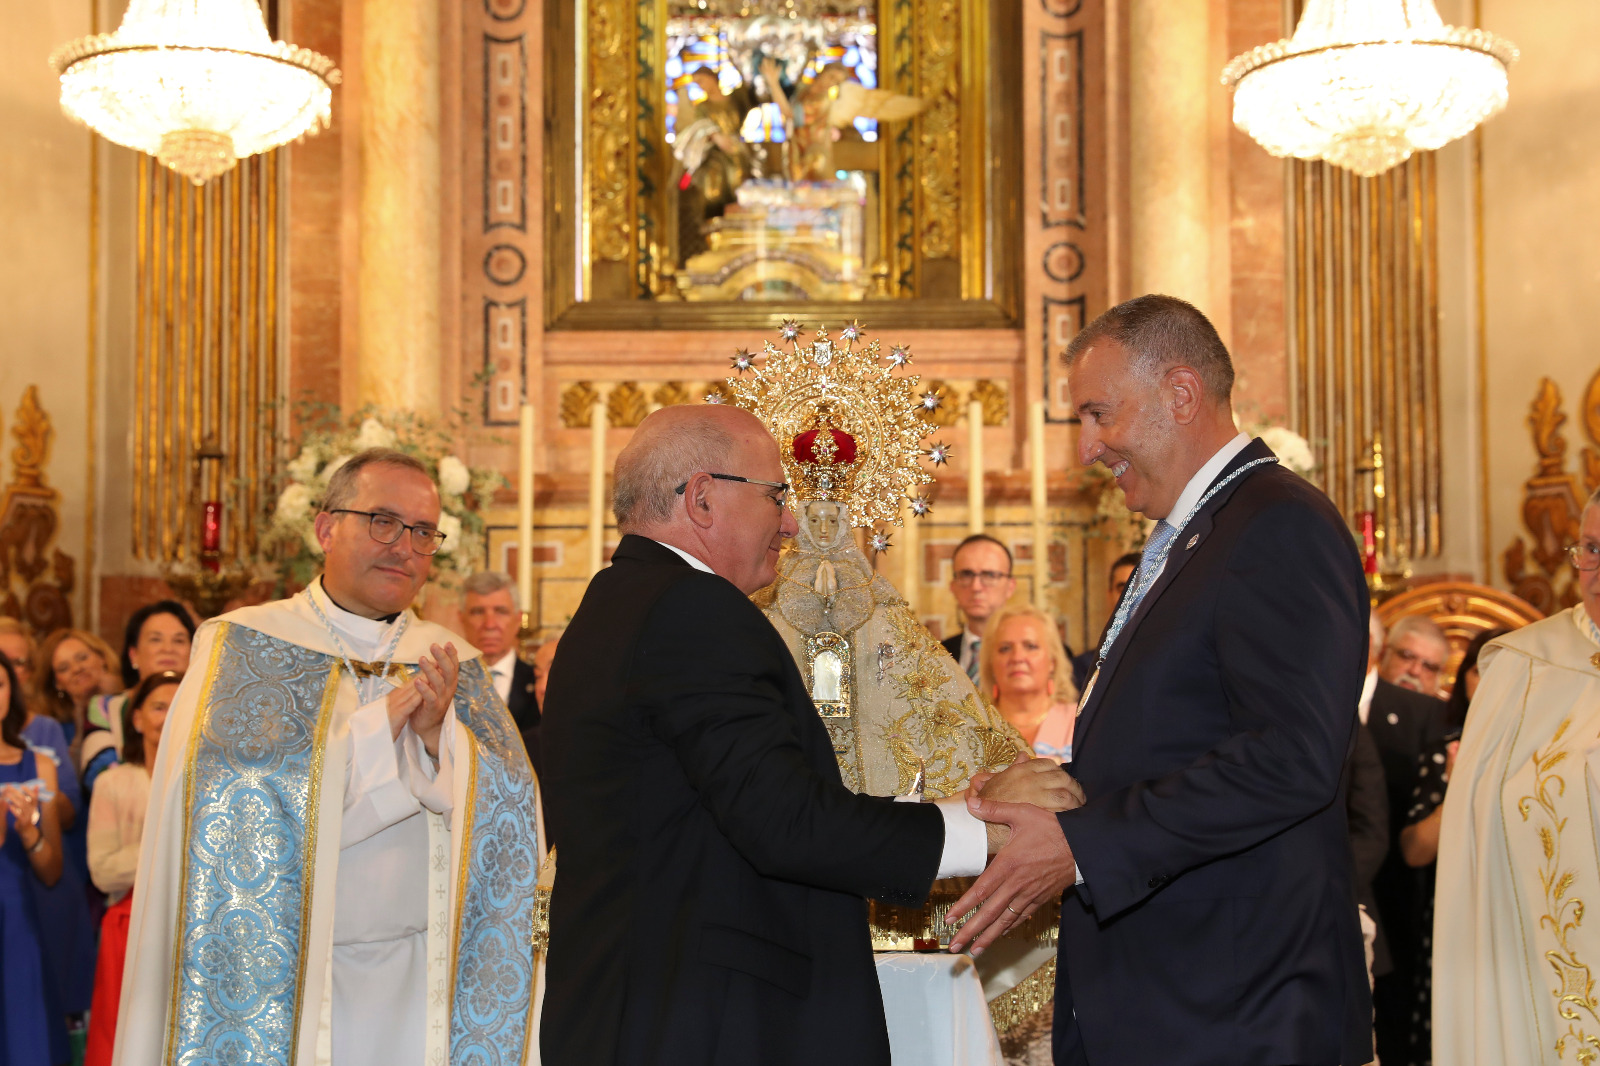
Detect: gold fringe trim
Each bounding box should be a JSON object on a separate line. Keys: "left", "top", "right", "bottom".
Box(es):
{"left": 989, "top": 955, "right": 1056, "bottom": 1035}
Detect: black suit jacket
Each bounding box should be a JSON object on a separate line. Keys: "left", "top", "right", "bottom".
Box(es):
{"left": 540, "top": 536, "right": 946, "bottom": 1066}
{"left": 1057, "top": 440, "right": 1372, "bottom": 1066}
{"left": 1346, "top": 721, "right": 1391, "bottom": 975}
{"left": 1364, "top": 680, "right": 1448, "bottom": 978}
{"left": 502, "top": 656, "right": 543, "bottom": 781}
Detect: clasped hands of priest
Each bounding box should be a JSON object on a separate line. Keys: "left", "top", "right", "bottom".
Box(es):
{"left": 949, "top": 754, "right": 1084, "bottom": 957}
{"left": 384, "top": 642, "right": 460, "bottom": 760}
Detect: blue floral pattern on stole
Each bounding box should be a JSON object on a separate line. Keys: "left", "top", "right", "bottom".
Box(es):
{"left": 449, "top": 658, "right": 541, "bottom": 1066}
{"left": 171, "top": 624, "right": 337, "bottom": 1066}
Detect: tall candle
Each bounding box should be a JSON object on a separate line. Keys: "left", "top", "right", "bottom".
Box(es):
{"left": 517, "top": 401, "right": 535, "bottom": 620}
{"left": 967, "top": 397, "right": 984, "bottom": 535}
{"left": 1030, "top": 400, "right": 1048, "bottom": 606}
{"left": 588, "top": 394, "right": 608, "bottom": 576}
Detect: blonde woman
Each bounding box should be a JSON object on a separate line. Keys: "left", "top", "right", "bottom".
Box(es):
{"left": 978, "top": 603, "right": 1079, "bottom": 762}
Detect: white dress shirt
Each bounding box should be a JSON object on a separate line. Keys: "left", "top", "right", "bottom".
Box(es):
{"left": 487, "top": 648, "right": 518, "bottom": 706}
{"left": 650, "top": 539, "right": 987, "bottom": 879}
{"left": 1358, "top": 668, "right": 1378, "bottom": 725}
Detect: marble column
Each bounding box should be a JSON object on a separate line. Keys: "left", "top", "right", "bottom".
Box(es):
{"left": 358, "top": 0, "right": 442, "bottom": 414}
{"left": 1128, "top": 0, "right": 1213, "bottom": 306}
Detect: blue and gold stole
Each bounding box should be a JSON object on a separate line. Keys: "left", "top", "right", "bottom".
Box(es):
{"left": 166, "top": 622, "right": 540, "bottom": 1066}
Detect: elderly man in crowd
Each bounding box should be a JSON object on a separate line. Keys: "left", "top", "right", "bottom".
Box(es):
{"left": 1362, "top": 613, "right": 1452, "bottom": 1063}
{"left": 458, "top": 570, "right": 542, "bottom": 777}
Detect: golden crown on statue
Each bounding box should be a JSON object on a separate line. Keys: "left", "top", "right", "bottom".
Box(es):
{"left": 720, "top": 319, "right": 947, "bottom": 529}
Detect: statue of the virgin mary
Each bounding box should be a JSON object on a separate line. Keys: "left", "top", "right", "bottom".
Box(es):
{"left": 726, "top": 323, "right": 1058, "bottom": 1054}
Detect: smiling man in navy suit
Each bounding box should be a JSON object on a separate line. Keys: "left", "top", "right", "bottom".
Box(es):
{"left": 949, "top": 294, "right": 1372, "bottom": 1066}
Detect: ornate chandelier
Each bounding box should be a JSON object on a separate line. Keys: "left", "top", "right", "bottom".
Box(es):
{"left": 1222, "top": 0, "right": 1516, "bottom": 177}
{"left": 51, "top": 0, "right": 340, "bottom": 185}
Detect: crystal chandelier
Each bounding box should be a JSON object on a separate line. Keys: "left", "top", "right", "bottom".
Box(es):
{"left": 51, "top": 0, "right": 340, "bottom": 185}
{"left": 1222, "top": 0, "right": 1516, "bottom": 177}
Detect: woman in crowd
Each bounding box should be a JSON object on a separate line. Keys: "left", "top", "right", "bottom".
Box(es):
{"left": 33, "top": 629, "right": 120, "bottom": 768}
{"left": 978, "top": 603, "right": 1079, "bottom": 762}
{"left": 0, "top": 618, "right": 36, "bottom": 690}
{"left": 29, "top": 630, "right": 117, "bottom": 1042}
{"left": 83, "top": 601, "right": 193, "bottom": 794}
{"left": 0, "top": 650, "right": 66, "bottom": 1066}
{"left": 84, "top": 669, "right": 181, "bottom": 1066}
{"left": 1398, "top": 626, "right": 1509, "bottom": 1066}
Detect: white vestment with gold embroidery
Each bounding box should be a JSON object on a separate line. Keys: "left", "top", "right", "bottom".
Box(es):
{"left": 111, "top": 581, "right": 545, "bottom": 1066}
{"left": 1434, "top": 605, "right": 1600, "bottom": 1065}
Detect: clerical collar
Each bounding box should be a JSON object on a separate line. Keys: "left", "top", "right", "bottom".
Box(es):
{"left": 318, "top": 579, "right": 402, "bottom": 625}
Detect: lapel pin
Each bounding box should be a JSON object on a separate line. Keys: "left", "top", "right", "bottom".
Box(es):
{"left": 1186, "top": 535, "right": 1199, "bottom": 550}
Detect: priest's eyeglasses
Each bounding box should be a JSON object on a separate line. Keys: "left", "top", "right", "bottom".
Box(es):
{"left": 330, "top": 509, "right": 448, "bottom": 555}
{"left": 1568, "top": 543, "right": 1600, "bottom": 571}
{"left": 675, "top": 473, "right": 791, "bottom": 508}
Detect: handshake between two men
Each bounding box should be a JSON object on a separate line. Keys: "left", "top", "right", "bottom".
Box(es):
{"left": 948, "top": 753, "right": 1085, "bottom": 957}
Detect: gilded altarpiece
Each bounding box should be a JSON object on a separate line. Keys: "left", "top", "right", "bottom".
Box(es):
{"left": 544, "top": 0, "right": 1021, "bottom": 329}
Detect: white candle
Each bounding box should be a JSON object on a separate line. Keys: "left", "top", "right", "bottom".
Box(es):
{"left": 518, "top": 401, "right": 536, "bottom": 621}
{"left": 901, "top": 496, "right": 920, "bottom": 615}
{"left": 1030, "top": 399, "right": 1048, "bottom": 607}
{"left": 588, "top": 393, "right": 607, "bottom": 576}
{"left": 967, "top": 397, "right": 984, "bottom": 535}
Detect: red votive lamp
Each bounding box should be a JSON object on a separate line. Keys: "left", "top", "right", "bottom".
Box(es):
{"left": 1358, "top": 510, "right": 1378, "bottom": 576}
{"left": 202, "top": 500, "right": 223, "bottom": 573}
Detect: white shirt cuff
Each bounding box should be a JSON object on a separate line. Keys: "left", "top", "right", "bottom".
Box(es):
{"left": 933, "top": 796, "right": 988, "bottom": 879}
{"left": 400, "top": 707, "right": 457, "bottom": 815}
{"left": 342, "top": 696, "right": 423, "bottom": 847}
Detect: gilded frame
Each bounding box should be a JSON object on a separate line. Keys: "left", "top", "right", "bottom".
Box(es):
{"left": 544, "top": 0, "right": 1021, "bottom": 330}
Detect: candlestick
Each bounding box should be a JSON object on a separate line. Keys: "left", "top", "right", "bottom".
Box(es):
{"left": 1029, "top": 400, "right": 1048, "bottom": 606}
{"left": 517, "top": 402, "right": 535, "bottom": 621}
{"left": 588, "top": 393, "right": 608, "bottom": 576}
{"left": 967, "top": 397, "right": 984, "bottom": 535}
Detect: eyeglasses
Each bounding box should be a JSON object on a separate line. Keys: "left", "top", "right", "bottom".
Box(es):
{"left": 1386, "top": 645, "right": 1443, "bottom": 676}
{"left": 953, "top": 569, "right": 1011, "bottom": 587}
{"left": 675, "top": 472, "right": 791, "bottom": 508}
{"left": 329, "top": 509, "right": 448, "bottom": 555}
{"left": 1569, "top": 543, "right": 1600, "bottom": 572}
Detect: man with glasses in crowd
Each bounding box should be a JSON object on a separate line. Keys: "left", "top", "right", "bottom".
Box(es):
{"left": 943, "top": 534, "right": 1080, "bottom": 685}
{"left": 1362, "top": 611, "right": 1452, "bottom": 1064}
{"left": 1433, "top": 491, "right": 1600, "bottom": 1065}
{"left": 114, "top": 448, "right": 541, "bottom": 1066}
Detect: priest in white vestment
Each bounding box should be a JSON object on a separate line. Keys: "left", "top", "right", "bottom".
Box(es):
{"left": 113, "top": 448, "right": 543, "bottom": 1066}
{"left": 1434, "top": 489, "right": 1600, "bottom": 1066}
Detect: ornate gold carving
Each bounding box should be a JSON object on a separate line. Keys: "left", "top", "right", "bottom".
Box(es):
{"left": 0, "top": 387, "right": 76, "bottom": 632}
{"left": 651, "top": 382, "right": 691, "bottom": 408}
{"left": 990, "top": 955, "right": 1056, "bottom": 1038}
{"left": 559, "top": 382, "right": 600, "bottom": 429}
{"left": 922, "top": 380, "right": 961, "bottom": 428}
{"left": 1518, "top": 720, "right": 1600, "bottom": 1063}
{"left": 605, "top": 381, "right": 648, "bottom": 428}
{"left": 1505, "top": 379, "right": 1588, "bottom": 614}
{"left": 971, "top": 379, "right": 1008, "bottom": 426}
{"left": 586, "top": 0, "right": 633, "bottom": 264}
{"left": 917, "top": 0, "right": 961, "bottom": 261}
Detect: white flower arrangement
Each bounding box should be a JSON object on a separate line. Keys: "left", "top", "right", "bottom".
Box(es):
{"left": 1244, "top": 423, "right": 1316, "bottom": 477}
{"left": 264, "top": 405, "right": 504, "bottom": 590}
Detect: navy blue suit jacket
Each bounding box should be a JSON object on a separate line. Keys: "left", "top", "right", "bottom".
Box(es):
{"left": 1056, "top": 439, "right": 1372, "bottom": 1066}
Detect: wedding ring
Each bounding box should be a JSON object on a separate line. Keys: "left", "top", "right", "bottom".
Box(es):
{"left": 1005, "top": 904, "right": 1020, "bottom": 915}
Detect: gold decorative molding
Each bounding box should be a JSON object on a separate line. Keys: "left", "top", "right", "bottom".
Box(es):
{"left": 559, "top": 381, "right": 601, "bottom": 428}
{"left": 585, "top": 0, "right": 633, "bottom": 267}
{"left": 971, "top": 379, "right": 1008, "bottom": 426}
{"left": 605, "top": 381, "right": 649, "bottom": 428}
{"left": 1287, "top": 153, "right": 1441, "bottom": 562}
{"left": 0, "top": 387, "right": 76, "bottom": 633}
{"left": 651, "top": 381, "right": 691, "bottom": 408}
{"left": 917, "top": 0, "right": 961, "bottom": 262}
{"left": 1503, "top": 377, "right": 1590, "bottom": 614}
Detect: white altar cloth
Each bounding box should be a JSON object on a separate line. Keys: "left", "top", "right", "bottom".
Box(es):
{"left": 874, "top": 952, "right": 1004, "bottom": 1066}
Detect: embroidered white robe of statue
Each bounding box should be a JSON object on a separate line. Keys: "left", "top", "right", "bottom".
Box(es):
{"left": 1433, "top": 605, "right": 1600, "bottom": 1066}
{"left": 112, "top": 579, "right": 544, "bottom": 1066}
